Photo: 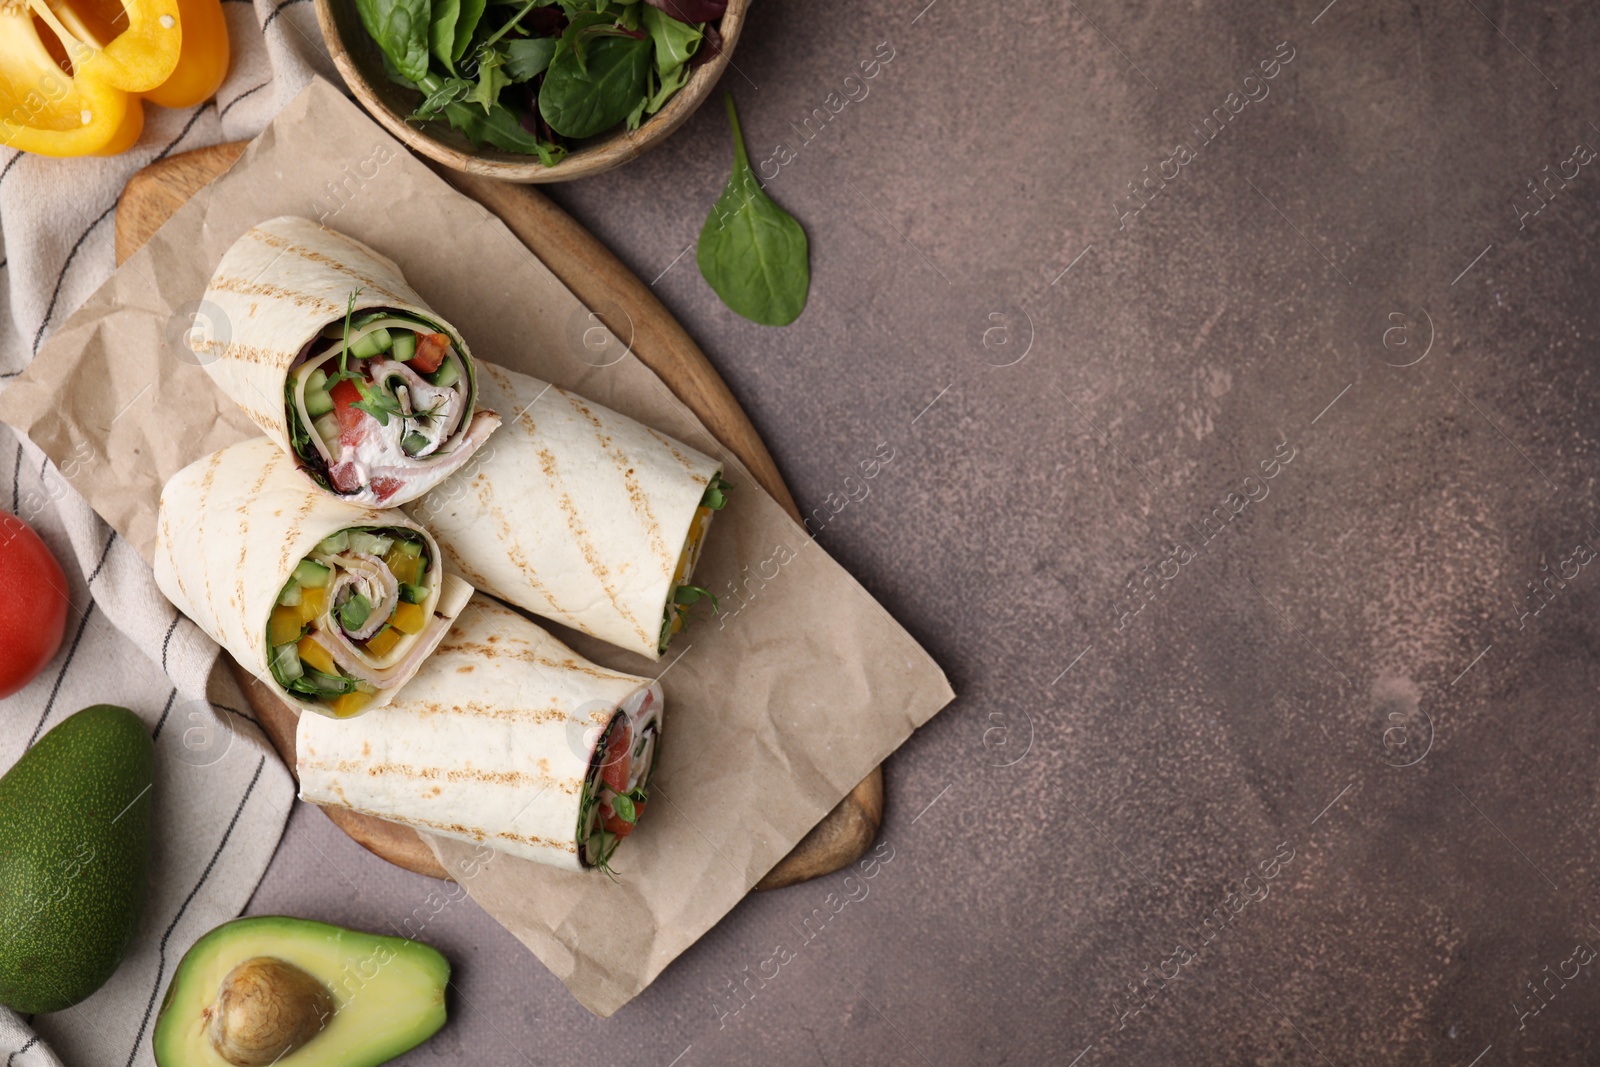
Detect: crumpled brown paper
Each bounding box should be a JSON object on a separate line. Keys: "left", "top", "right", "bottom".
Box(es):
{"left": 0, "top": 79, "right": 954, "bottom": 1017}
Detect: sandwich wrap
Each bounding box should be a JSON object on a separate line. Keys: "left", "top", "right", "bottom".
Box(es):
{"left": 296, "top": 596, "right": 664, "bottom": 872}
{"left": 194, "top": 215, "right": 500, "bottom": 506}
{"left": 154, "top": 437, "right": 473, "bottom": 719}
{"left": 407, "top": 362, "right": 725, "bottom": 661}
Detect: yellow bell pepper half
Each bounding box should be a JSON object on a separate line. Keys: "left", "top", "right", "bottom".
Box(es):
{"left": 142, "top": 0, "right": 225, "bottom": 109}
{"left": 2, "top": 0, "right": 229, "bottom": 158}
{"left": 29, "top": 0, "right": 181, "bottom": 94}
{"left": 0, "top": 5, "right": 133, "bottom": 156}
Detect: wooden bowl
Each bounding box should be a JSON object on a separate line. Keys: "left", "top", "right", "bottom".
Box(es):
{"left": 313, "top": 0, "right": 748, "bottom": 183}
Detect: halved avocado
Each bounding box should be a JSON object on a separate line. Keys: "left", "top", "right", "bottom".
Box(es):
{"left": 152, "top": 916, "right": 449, "bottom": 1067}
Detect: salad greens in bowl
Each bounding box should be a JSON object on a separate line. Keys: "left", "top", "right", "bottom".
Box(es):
{"left": 314, "top": 0, "right": 746, "bottom": 181}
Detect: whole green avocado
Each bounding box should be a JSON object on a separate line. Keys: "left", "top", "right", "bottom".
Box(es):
{"left": 0, "top": 704, "right": 154, "bottom": 1013}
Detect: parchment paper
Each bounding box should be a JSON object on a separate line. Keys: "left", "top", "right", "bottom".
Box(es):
{"left": 0, "top": 79, "right": 954, "bottom": 1017}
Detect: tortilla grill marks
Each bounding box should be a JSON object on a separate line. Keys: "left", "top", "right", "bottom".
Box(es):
{"left": 153, "top": 438, "right": 473, "bottom": 719}
{"left": 296, "top": 596, "right": 661, "bottom": 872}
{"left": 294, "top": 758, "right": 583, "bottom": 795}
{"left": 205, "top": 275, "right": 346, "bottom": 317}
{"left": 560, "top": 388, "right": 672, "bottom": 570}
{"left": 536, "top": 443, "right": 653, "bottom": 650}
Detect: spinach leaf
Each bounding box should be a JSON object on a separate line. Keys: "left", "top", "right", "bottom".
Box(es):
{"left": 503, "top": 36, "right": 557, "bottom": 80}
{"left": 539, "top": 32, "right": 651, "bottom": 139}
{"left": 644, "top": 0, "right": 725, "bottom": 23}
{"left": 697, "top": 94, "right": 809, "bottom": 326}
{"left": 642, "top": 3, "right": 700, "bottom": 75}
{"left": 355, "top": 0, "right": 431, "bottom": 83}
{"left": 451, "top": 0, "right": 487, "bottom": 63}
{"left": 429, "top": 0, "right": 461, "bottom": 72}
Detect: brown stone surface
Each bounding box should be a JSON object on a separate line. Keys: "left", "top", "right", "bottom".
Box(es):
{"left": 248, "top": 0, "right": 1600, "bottom": 1061}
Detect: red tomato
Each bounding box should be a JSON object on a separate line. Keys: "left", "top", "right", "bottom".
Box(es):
{"left": 0, "top": 513, "right": 70, "bottom": 699}
{"left": 600, "top": 722, "right": 632, "bottom": 796}
{"left": 370, "top": 476, "right": 405, "bottom": 503}
{"left": 411, "top": 333, "right": 450, "bottom": 374}
{"left": 329, "top": 378, "right": 367, "bottom": 441}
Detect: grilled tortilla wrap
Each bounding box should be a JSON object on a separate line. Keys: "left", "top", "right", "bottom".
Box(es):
{"left": 154, "top": 438, "right": 473, "bottom": 719}
{"left": 406, "top": 362, "right": 725, "bottom": 661}
{"left": 296, "top": 596, "right": 664, "bottom": 873}
{"left": 194, "top": 215, "right": 500, "bottom": 507}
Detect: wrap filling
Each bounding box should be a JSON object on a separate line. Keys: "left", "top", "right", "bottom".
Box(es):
{"left": 577, "top": 684, "right": 663, "bottom": 873}
{"left": 285, "top": 307, "right": 500, "bottom": 506}
{"left": 657, "top": 473, "right": 730, "bottom": 654}
{"left": 265, "top": 526, "right": 448, "bottom": 717}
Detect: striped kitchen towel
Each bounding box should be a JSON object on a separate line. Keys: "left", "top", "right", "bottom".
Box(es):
{"left": 0, "top": 5, "right": 339, "bottom": 1063}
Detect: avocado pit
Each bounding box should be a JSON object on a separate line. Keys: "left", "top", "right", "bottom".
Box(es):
{"left": 207, "top": 956, "right": 334, "bottom": 1066}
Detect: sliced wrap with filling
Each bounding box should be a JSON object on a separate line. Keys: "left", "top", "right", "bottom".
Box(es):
{"left": 194, "top": 215, "right": 500, "bottom": 507}
{"left": 297, "top": 596, "right": 664, "bottom": 873}
{"left": 406, "top": 362, "right": 727, "bottom": 660}
{"left": 154, "top": 438, "right": 473, "bottom": 719}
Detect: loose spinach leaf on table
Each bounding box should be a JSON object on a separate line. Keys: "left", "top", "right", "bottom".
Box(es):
{"left": 539, "top": 32, "right": 652, "bottom": 139}
{"left": 697, "top": 94, "right": 810, "bottom": 327}
{"left": 356, "top": 0, "right": 432, "bottom": 82}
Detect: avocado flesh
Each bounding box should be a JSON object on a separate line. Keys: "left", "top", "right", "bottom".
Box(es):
{"left": 153, "top": 916, "right": 449, "bottom": 1067}
{"left": 0, "top": 704, "right": 153, "bottom": 1013}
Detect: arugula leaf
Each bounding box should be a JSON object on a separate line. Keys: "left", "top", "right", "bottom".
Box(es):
{"left": 642, "top": 3, "right": 701, "bottom": 75}
{"left": 503, "top": 36, "right": 557, "bottom": 80}
{"left": 467, "top": 45, "right": 512, "bottom": 111}
{"left": 355, "top": 0, "right": 431, "bottom": 83}
{"left": 697, "top": 94, "right": 810, "bottom": 326}
{"left": 539, "top": 31, "right": 651, "bottom": 138}
{"left": 643, "top": 61, "right": 689, "bottom": 117}
{"left": 410, "top": 74, "right": 472, "bottom": 121}
{"left": 444, "top": 93, "right": 568, "bottom": 165}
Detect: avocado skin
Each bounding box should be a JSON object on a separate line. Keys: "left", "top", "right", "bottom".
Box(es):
{"left": 0, "top": 704, "right": 154, "bottom": 1013}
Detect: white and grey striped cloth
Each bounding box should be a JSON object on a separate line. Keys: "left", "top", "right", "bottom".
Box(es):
{"left": 0, "top": 9, "right": 338, "bottom": 1065}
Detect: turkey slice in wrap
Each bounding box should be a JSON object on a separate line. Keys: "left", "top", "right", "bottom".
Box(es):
{"left": 406, "top": 362, "right": 727, "bottom": 661}
{"left": 154, "top": 437, "right": 473, "bottom": 719}
{"left": 297, "top": 596, "right": 664, "bottom": 873}
{"left": 193, "top": 215, "right": 500, "bottom": 507}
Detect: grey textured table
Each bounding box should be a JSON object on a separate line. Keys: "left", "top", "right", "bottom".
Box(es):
{"left": 249, "top": 1, "right": 1600, "bottom": 1062}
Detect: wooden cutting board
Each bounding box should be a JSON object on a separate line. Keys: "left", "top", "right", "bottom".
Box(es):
{"left": 115, "top": 141, "right": 883, "bottom": 891}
